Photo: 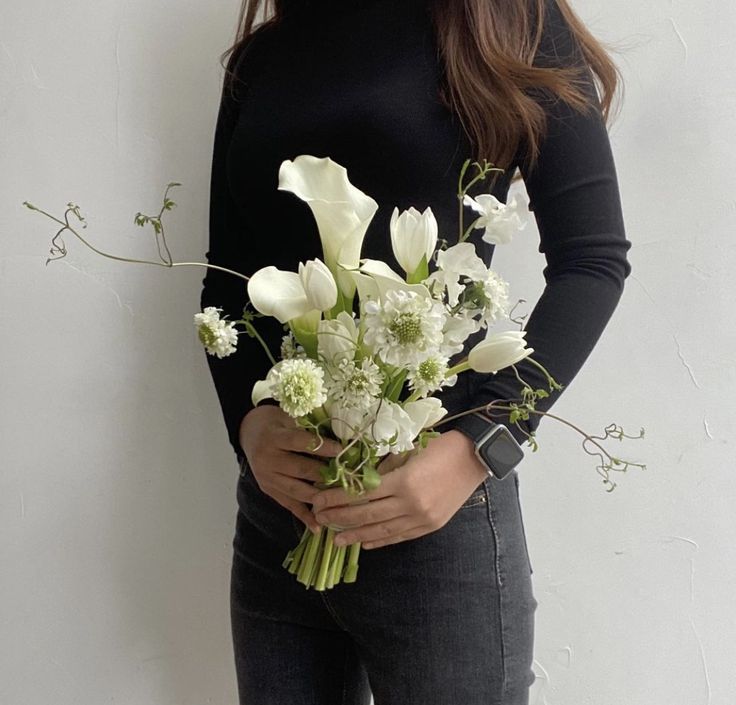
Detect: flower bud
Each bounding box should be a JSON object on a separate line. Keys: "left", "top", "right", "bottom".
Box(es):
{"left": 467, "top": 330, "right": 534, "bottom": 373}
{"left": 299, "top": 258, "right": 338, "bottom": 311}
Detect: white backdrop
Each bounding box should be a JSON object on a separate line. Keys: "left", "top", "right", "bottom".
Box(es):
{"left": 2, "top": 1, "right": 734, "bottom": 703}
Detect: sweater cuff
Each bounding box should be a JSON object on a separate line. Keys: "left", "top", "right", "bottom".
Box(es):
{"left": 440, "top": 408, "right": 533, "bottom": 448}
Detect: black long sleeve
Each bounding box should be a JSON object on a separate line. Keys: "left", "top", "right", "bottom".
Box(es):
{"left": 200, "top": 0, "right": 632, "bottom": 465}
{"left": 441, "top": 0, "right": 633, "bottom": 445}
{"left": 200, "top": 32, "right": 282, "bottom": 466}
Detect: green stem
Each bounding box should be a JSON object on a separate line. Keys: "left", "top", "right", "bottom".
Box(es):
{"left": 238, "top": 318, "right": 277, "bottom": 366}
{"left": 297, "top": 527, "right": 323, "bottom": 587}
{"left": 343, "top": 542, "right": 362, "bottom": 583}
{"left": 315, "top": 528, "right": 336, "bottom": 591}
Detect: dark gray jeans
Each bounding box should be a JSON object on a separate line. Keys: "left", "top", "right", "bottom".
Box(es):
{"left": 230, "top": 454, "right": 537, "bottom": 704}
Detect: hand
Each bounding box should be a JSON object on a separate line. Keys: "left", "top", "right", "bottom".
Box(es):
{"left": 310, "top": 430, "right": 489, "bottom": 550}
{"left": 239, "top": 405, "right": 343, "bottom": 533}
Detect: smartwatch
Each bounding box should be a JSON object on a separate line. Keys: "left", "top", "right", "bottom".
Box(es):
{"left": 446, "top": 412, "right": 525, "bottom": 480}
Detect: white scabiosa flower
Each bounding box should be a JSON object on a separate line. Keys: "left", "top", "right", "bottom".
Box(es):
{"left": 407, "top": 353, "right": 457, "bottom": 397}
{"left": 462, "top": 192, "right": 526, "bottom": 245}
{"left": 460, "top": 269, "right": 511, "bottom": 328}
{"left": 362, "top": 289, "right": 446, "bottom": 366}
{"left": 262, "top": 357, "right": 328, "bottom": 418}
{"left": 194, "top": 306, "right": 239, "bottom": 358}
{"left": 479, "top": 270, "right": 511, "bottom": 327}
{"left": 326, "top": 356, "right": 384, "bottom": 408}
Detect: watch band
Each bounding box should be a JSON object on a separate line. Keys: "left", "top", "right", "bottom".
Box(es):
{"left": 444, "top": 411, "right": 525, "bottom": 480}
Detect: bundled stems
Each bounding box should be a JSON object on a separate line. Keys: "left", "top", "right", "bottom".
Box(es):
{"left": 283, "top": 524, "right": 362, "bottom": 591}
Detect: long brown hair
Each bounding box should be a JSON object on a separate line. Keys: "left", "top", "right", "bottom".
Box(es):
{"left": 219, "top": 0, "right": 623, "bottom": 180}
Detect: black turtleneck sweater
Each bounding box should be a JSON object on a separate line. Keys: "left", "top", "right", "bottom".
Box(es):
{"left": 200, "top": 0, "right": 633, "bottom": 467}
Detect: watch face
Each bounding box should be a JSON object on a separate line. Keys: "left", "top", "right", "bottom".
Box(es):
{"left": 480, "top": 429, "right": 524, "bottom": 479}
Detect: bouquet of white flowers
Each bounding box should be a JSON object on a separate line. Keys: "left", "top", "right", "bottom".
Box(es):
{"left": 25, "top": 155, "right": 646, "bottom": 593}
{"left": 196, "top": 154, "right": 575, "bottom": 590}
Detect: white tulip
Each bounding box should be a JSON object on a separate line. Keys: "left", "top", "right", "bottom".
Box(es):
{"left": 317, "top": 311, "right": 359, "bottom": 368}
{"left": 298, "top": 258, "right": 338, "bottom": 311}
{"left": 278, "top": 155, "right": 379, "bottom": 300}
{"left": 328, "top": 402, "right": 370, "bottom": 443}
{"left": 247, "top": 265, "right": 312, "bottom": 324}
{"left": 467, "top": 330, "right": 534, "bottom": 373}
{"left": 390, "top": 206, "right": 438, "bottom": 276}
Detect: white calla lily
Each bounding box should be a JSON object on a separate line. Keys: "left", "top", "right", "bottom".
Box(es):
{"left": 356, "top": 258, "right": 431, "bottom": 300}
{"left": 467, "top": 330, "right": 534, "bottom": 373}
{"left": 278, "top": 155, "right": 379, "bottom": 300}
{"left": 298, "top": 258, "right": 338, "bottom": 311}
{"left": 390, "top": 206, "right": 438, "bottom": 276}
{"left": 247, "top": 265, "right": 312, "bottom": 324}
{"left": 251, "top": 378, "right": 274, "bottom": 407}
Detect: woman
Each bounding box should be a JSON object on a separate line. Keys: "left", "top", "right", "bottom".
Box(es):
{"left": 201, "top": 0, "right": 632, "bottom": 702}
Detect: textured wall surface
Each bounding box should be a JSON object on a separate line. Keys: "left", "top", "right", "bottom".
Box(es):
{"left": 2, "top": 1, "right": 734, "bottom": 703}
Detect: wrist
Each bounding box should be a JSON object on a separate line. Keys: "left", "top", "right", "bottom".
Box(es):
{"left": 443, "top": 429, "right": 489, "bottom": 484}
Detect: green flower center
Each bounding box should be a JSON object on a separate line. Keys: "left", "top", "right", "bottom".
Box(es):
{"left": 198, "top": 325, "right": 216, "bottom": 347}
{"left": 389, "top": 312, "right": 423, "bottom": 345}
{"left": 347, "top": 371, "right": 369, "bottom": 393}
{"left": 418, "top": 358, "right": 441, "bottom": 382}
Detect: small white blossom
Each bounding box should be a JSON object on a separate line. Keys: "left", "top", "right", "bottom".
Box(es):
{"left": 326, "top": 356, "right": 384, "bottom": 408}
{"left": 478, "top": 270, "right": 511, "bottom": 328}
{"left": 407, "top": 353, "right": 457, "bottom": 397}
{"left": 362, "top": 289, "right": 446, "bottom": 366}
{"left": 280, "top": 330, "right": 306, "bottom": 360}
{"left": 440, "top": 312, "right": 482, "bottom": 357}
{"left": 267, "top": 357, "right": 328, "bottom": 418}
{"left": 462, "top": 192, "right": 526, "bottom": 245}
{"left": 194, "top": 306, "right": 239, "bottom": 358}
{"left": 424, "top": 242, "right": 487, "bottom": 307}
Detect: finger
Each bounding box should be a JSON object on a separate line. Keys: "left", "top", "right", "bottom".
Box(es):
{"left": 362, "top": 525, "right": 428, "bottom": 550}
{"left": 268, "top": 489, "right": 321, "bottom": 534}
{"left": 333, "top": 516, "right": 424, "bottom": 549}
{"left": 313, "top": 496, "right": 405, "bottom": 530}
{"left": 277, "top": 454, "right": 329, "bottom": 483}
{"left": 279, "top": 427, "right": 343, "bottom": 458}
{"left": 311, "top": 470, "right": 400, "bottom": 511}
{"left": 268, "top": 473, "right": 320, "bottom": 504}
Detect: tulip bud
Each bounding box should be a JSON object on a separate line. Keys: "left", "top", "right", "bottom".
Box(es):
{"left": 298, "top": 258, "right": 338, "bottom": 311}
{"left": 467, "top": 330, "right": 534, "bottom": 373}
{"left": 390, "top": 206, "right": 438, "bottom": 277}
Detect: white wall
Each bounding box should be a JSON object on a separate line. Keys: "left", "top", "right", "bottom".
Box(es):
{"left": 2, "top": 1, "right": 734, "bottom": 703}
